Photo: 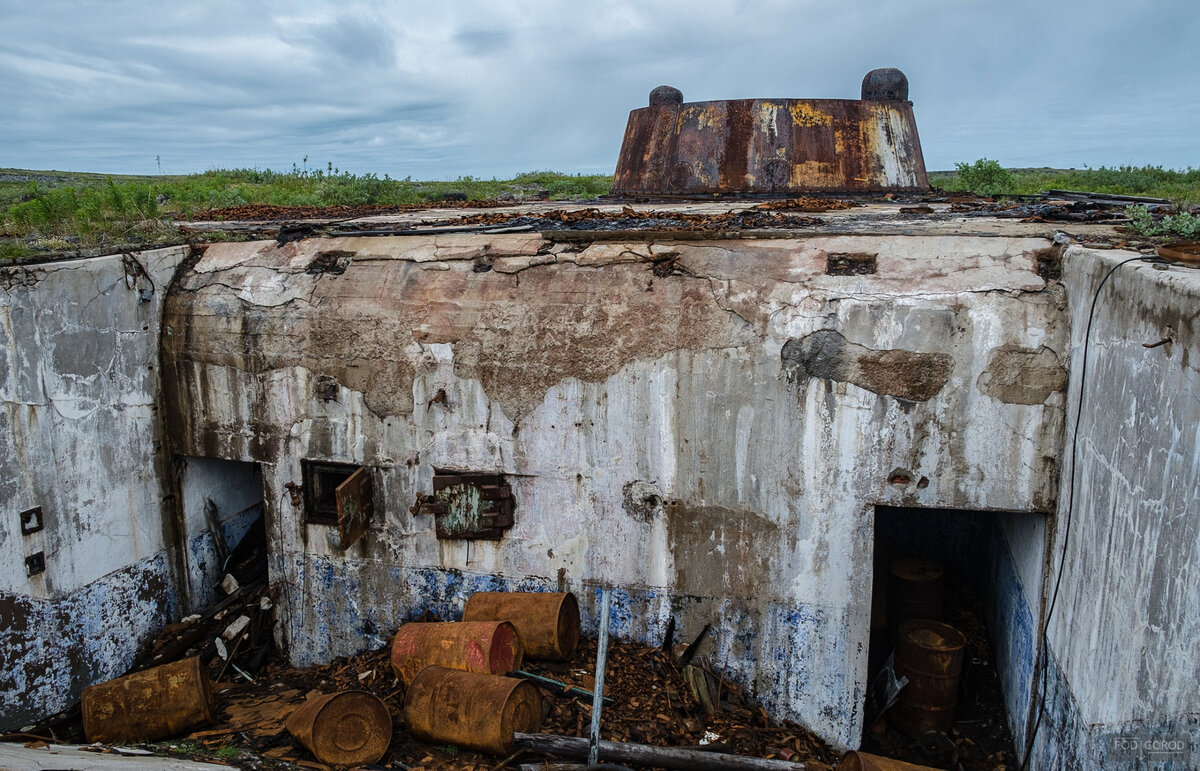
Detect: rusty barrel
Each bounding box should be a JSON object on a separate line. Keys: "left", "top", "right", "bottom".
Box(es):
{"left": 892, "top": 619, "right": 966, "bottom": 734}
{"left": 285, "top": 690, "right": 391, "bottom": 766}
{"left": 839, "top": 751, "right": 941, "bottom": 770}
{"left": 81, "top": 657, "right": 215, "bottom": 743}
{"left": 404, "top": 665, "right": 541, "bottom": 755}
{"left": 888, "top": 558, "right": 945, "bottom": 640}
{"left": 390, "top": 620, "right": 523, "bottom": 685}
{"left": 462, "top": 591, "right": 580, "bottom": 659}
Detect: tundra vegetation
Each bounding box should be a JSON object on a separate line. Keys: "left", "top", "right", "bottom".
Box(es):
{"left": 2, "top": 162, "right": 1198, "bottom": 259}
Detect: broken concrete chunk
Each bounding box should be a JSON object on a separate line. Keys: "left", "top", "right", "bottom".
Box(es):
{"left": 221, "top": 574, "right": 240, "bottom": 595}
{"left": 222, "top": 615, "right": 251, "bottom": 641}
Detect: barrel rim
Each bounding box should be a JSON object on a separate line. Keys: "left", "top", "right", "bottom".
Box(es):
{"left": 897, "top": 619, "right": 966, "bottom": 651}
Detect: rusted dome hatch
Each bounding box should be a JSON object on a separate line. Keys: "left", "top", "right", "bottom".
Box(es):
{"left": 612, "top": 68, "right": 929, "bottom": 195}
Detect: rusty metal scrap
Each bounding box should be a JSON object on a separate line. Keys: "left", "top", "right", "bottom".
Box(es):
{"left": 612, "top": 69, "right": 929, "bottom": 196}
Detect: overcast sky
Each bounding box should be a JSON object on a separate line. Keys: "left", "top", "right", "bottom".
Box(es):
{"left": 1, "top": 1, "right": 1197, "bottom": 178}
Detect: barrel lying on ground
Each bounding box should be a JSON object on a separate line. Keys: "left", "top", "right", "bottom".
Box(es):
{"left": 462, "top": 591, "right": 581, "bottom": 659}
{"left": 405, "top": 666, "right": 542, "bottom": 755}
{"left": 81, "top": 657, "right": 215, "bottom": 743}
{"left": 390, "top": 620, "right": 523, "bottom": 684}
{"left": 285, "top": 690, "right": 392, "bottom": 766}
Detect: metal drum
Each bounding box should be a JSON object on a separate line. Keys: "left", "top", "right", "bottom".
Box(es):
{"left": 404, "top": 665, "right": 541, "bottom": 756}
{"left": 285, "top": 690, "right": 392, "bottom": 766}
{"left": 888, "top": 558, "right": 945, "bottom": 640}
{"left": 892, "top": 619, "right": 966, "bottom": 734}
{"left": 462, "top": 591, "right": 581, "bottom": 659}
{"left": 390, "top": 620, "right": 523, "bottom": 685}
{"left": 81, "top": 657, "right": 215, "bottom": 743}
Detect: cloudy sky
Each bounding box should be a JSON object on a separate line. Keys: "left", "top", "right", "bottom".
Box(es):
{"left": 1, "top": 1, "right": 1197, "bottom": 178}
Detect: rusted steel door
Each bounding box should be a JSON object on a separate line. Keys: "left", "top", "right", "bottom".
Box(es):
{"left": 335, "top": 466, "right": 373, "bottom": 549}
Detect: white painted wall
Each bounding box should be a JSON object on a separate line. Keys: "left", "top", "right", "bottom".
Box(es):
{"left": 1033, "top": 247, "right": 1200, "bottom": 768}
{"left": 0, "top": 246, "right": 188, "bottom": 730}
{"left": 164, "top": 234, "right": 1067, "bottom": 750}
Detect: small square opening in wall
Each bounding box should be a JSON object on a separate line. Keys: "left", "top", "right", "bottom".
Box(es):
{"left": 25, "top": 551, "right": 45, "bottom": 576}
{"left": 20, "top": 507, "right": 44, "bottom": 535}
{"left": 301, "top": 460, "right": 375, "bottom": 549}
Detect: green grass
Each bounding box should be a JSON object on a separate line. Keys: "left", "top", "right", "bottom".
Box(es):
{"left": 0, "top": 166, "right": 613, "bottom": 257}
{"left": 5, "top": 161, "right": 1200, "bottom": 260}
{"left": 929, "top": 164, "right": 1200, "bottom": 205}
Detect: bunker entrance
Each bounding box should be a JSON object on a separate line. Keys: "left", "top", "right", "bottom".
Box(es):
{"left": 179, "top": 457, "right": 267, "bottom": 612}
{"left": 863, "top": 506, "right": 1047, "bottom": 768}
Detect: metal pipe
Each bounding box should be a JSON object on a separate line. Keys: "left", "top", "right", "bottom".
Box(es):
{"left": 588, "top": 587, "right": 612, "bottom": 765}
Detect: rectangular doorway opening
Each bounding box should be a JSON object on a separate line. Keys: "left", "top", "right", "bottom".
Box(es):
{"left": 180, "top": 457, "right": 266, "bottom": 612}
{"left": 863, "top": 506, "right": 1046, "bottom": 768}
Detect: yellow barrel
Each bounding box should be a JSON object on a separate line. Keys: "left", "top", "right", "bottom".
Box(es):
{"left": 81, "top": 657, "right": 215, "bottom": 743}
{"left": 390, "top": 620, "right": 523, "bottom": 685}
{"left": 839, "top": 751, "right": 941, "bottom": 770}
{"left": 404, "top": 666, "right": 541, "bottom": 755}
{"left": 462, "top": 591, "right": 580, "bottom": 659}
{"left": 893, "top": 619, "right": 966, "bottom": 734}
{"left": 284, "top": 690, "right": 392, "bottom": 766}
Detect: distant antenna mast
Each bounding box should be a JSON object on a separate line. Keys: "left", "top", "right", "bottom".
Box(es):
{"left": 156, "top": 155, "right": 162, "bottom": 175}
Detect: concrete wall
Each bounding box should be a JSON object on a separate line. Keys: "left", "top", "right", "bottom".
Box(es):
{"left": 162, "top": 233, "right": 1067, "bottom": 749}
{"left": 1031, "top": 247, "right": 1200, "bottom": 769}
{"left": 0, "top": 247, "right": 188, "bottom": 730}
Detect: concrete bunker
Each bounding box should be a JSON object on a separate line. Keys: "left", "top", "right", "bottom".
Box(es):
{"left": 1, "top": 208, "right": 1197, "bottom": 769}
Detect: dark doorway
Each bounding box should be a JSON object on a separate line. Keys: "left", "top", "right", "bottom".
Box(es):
{"left": 863, "top": 506, "right": 1046, "bottom": 769}
{"left": 180, "top": 457, "right": 267, "bottom": 611}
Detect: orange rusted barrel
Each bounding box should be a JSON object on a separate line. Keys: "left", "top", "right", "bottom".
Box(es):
{"left": 892, "top": 619, "right": 966, "bottom": 734}
{"left": 462, "top": 591, "right": 581, "bottom": 659}
{"left": 81, "top": 657, "right": 215, "bottom": 743}
{"left": 404, "top": 665, "right": 541, "bottom": 755}
{"left": 839, "top": 751, "right": 941, "bottom": 770}
{"left": 285, "top": 690, "right": 392, "bottom": 766}
{"left": 888, "top": 558, "right": 945, "bottom": 640}
{"left": 390, "top": 620, "right": 523, "bottom": 684}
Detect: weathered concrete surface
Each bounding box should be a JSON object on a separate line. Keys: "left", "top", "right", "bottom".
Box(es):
{"left": 0, "top": 247, "right": 188, "bottom": 730}
{"left": 0, "top": 743, "right": 228, "bottom": 770}
{"left": 162, "top": 233, "right": 1066, "bottom": 749}
{"left": 1030, "top": 248, "right": 1200, "bottom": 769}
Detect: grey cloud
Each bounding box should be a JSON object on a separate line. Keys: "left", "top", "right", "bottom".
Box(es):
{"left": 0, "top": 0, "right": 1197, "bottom": 178}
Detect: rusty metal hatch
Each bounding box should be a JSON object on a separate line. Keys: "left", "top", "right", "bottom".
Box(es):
{"left": 335, "top": 466, "right": 374, "bottom": 549}
{"left": 413, "top": 472, "right": 514, "bottom": 540}
{"left": 303, "top": 460, "right": 374, "bottom": 549}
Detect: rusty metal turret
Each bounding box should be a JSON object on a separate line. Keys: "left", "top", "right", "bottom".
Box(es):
{"left": 612, "top": 68, "right": 929, "bottom": 196}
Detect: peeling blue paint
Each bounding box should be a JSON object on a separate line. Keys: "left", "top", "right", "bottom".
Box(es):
{"left": 0, "top": 552, "right": 175, "bottom": 731}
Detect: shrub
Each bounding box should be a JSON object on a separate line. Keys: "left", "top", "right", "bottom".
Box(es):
{"left": 953, "top": 158, "right": 1015, "bottom": 197}
{"left": 1125, "top": 205, "right": 1200, "bottom": 240}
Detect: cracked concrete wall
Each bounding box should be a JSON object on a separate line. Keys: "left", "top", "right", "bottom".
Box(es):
{"left": 161, "top": 233, "right": 1066, "bottom": 750}
{"left": 0, "top": 246, "right": 188, "bottom": 731}
{"left": 1030, "top": 248, "right": 1200, "bottom": 769}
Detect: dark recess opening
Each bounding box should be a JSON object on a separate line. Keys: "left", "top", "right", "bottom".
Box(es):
{"left": 863, "top": 506, "right": 1043, "bottom": 770}
{"left": 302, "top": 460, "right": 361, "bottom": 525}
